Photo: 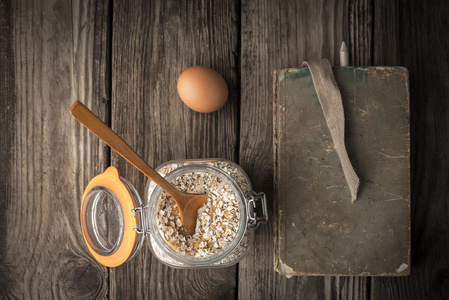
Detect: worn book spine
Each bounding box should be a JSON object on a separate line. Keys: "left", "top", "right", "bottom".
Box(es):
{"left": 273, "top": 69, "right": 291, "bottom": 276}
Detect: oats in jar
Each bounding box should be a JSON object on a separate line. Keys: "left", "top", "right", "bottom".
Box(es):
{"left": 156, "top": 171, "right": 240, "bottom": 257}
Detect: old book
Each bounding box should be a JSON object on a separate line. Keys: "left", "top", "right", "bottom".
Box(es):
{"left": 273, "top": 67, "right": 410, "bottom": 276}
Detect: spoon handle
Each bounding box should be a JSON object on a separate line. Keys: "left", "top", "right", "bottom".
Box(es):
{"left": 70, "top": 101, "right": 180, "bottom": 200}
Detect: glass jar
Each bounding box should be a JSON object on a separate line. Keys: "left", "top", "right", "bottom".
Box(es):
{"left": 80, "top": 159, "right": 267, "bottom": 268}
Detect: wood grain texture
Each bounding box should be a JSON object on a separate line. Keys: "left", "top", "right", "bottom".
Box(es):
{"left": 3, "top": 0, "right": 448, "bottom": 298}
{"left": 346, "top": 0, "right": 373, "bottom": 66}
{"left": 0, "top": 0, "right": 15, "bottom": 295}
{"left": 1, "top": 0, "right": 111, "bottom": 298}
{"left": 110, "top": 0, "right": 239, "bottom": 299}
{"left": 371, "top": 0, "right": 449, "bottom": 299}
{"left": 239, "top": 0, "right": 369, "bottom": 298}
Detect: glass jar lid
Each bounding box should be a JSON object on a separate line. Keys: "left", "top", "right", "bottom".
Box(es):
{"left": 80, "top": 167, "right": 142, "bottom": 267}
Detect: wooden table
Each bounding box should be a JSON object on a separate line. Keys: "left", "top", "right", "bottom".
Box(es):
{"left": 1, "top": 0, "right": 448, "bottom": 299}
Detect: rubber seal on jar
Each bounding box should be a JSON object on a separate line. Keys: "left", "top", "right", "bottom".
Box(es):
{"left": 80, "top": 166, "right": 137, "bottom": 267}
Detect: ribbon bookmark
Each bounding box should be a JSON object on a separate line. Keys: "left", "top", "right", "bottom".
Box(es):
{"left": 302, "top": 59, "right": 360, "bottom": 203}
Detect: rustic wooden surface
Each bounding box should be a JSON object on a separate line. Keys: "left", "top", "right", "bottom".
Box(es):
{"left": 1, "top": 0, "right": 110, "bottom": 298}
{"left": 109, "top": 1, "right": 239, "bottom": 299}
{"left": 1, "top": 0, "right": 448, "bottom": 299}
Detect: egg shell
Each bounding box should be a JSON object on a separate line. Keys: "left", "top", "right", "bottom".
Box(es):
{"left": 177, "top": 66, "right": 228, "bottom": 113}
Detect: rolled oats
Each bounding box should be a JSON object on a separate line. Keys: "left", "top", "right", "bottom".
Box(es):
{"left": 152, "top": 161, "right": 250, "bottom": 263}
{"left": 157, "top": 171, "right": 239, "bottom": 257}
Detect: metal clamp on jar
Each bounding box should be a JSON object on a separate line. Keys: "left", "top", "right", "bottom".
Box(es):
{"left": 80, "top": 159, "right": 267, "bottom": 268}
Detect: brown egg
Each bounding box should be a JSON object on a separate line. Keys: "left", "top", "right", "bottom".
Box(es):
{"left": 177, "top": 66, "right": 228, "bottom": 113}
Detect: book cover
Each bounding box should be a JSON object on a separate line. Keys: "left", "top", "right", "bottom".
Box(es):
{"left": 273, "top": 67, "right": 410, "bottom": 276}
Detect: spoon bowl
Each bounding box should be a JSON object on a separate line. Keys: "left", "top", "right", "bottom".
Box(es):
{"left": 70, "top": 101, "right": 207, "bottom": 235}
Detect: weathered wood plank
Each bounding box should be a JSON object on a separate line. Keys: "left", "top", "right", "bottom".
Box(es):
{"left": 346, "top": 0, "right": 373, "bottom": 66}
{"left": 239, "top": 0, "right": 372, "bottom": 298}
{"left": 371, "top": 0, "right": 449, "bottom": 299}
{"left": 4, "top": 0, "right": 446, "bottom": 298}
{"left": 0, "top": 0, "right": 16, "bottom": 295}
{"left": 0, "top": 0, "right": 111, "bottom": 298}
{"left": 110, "top": 0, "right": 239, "bottom": 299}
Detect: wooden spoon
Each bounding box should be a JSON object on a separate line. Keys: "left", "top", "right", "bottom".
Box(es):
{"left": 70, "top": 101, "right": 208, "bottom": 235}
